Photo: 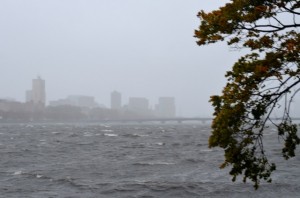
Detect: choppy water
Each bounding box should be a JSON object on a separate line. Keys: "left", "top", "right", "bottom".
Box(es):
{"left": 0, "top": 123, "right": 299, "bottom": 198}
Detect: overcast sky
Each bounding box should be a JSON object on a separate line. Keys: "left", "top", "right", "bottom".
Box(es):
{"left": 0, "top": 0, "right": 243, "bottom": 117}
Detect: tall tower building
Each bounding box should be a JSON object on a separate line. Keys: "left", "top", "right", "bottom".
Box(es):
{"left": 32, "top": 76, "right": 46, "bottom": 106}
{"left": 111, "top": 91, "right": 122, "bottom": 110}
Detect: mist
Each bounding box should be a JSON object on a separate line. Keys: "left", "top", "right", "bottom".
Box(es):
{"left": 0, "top": 0, "right": 239, "bottom": 117}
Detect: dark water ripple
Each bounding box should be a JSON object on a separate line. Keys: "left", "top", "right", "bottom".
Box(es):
{"left": 0, "top": 123, "right": 299, "bottom": 197}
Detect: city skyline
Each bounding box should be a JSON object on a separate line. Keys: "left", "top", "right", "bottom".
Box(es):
{"left": 1, "top": 76, "right": 178, "bottom": 117}
{"left": 0, "top": 76, "right": 178, "bottom": 121}
{"left": 4, "top": 76, "right": 182, "bottom": 115}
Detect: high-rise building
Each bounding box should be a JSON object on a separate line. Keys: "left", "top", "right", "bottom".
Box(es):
{"left": 156, "top": 97, "right": 176, "bottom": 118}
{"left": 110, "top": 91, "right": 122, "bottom": 109}
{"left": 31, "top": 76, "right": 46, "bottom": 106}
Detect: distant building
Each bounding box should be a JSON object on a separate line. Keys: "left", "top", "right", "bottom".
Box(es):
{"left": 49, "top": 95, "right": 97, "bottom": 108}
{"left": 156, "top": 97, "right": 176, "bottom": 118}
{"left": 0, "top": 99, "right": 11, "bottom": 112}
{"left": 25, "top": 90, "right": 32, "bottom": 103}
{"left": 110, "top": 91, "right": 122, "bottom": 110}
{"left": 128, "top": 97, "right": 149, "bottom": 115}
{"left": 31, "top": 76, "right": 46, "bottom": 106}
{"left": 67, "top": 95, "right": 97, "bottom": 108}
{"left": 0, "top": 99, "right": 41, "bottom": 121}
{"left": 48, "top": 99, "right": 71, "bottom": 106}
{"left": 0, "top": 99, "right": 30, "bottom": 114}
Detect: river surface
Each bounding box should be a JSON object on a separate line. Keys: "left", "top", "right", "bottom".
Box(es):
{"left": 0, "top": 123, "right": 299, "bottom": 198}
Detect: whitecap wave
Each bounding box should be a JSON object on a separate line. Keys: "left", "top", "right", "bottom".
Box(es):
{"left": 101, "top": 129, "right": 114, "bottom": 132}
{"left": 51, "top": 131, "right": 60, "bottom": 134}
{"left": 83, "top": 132, "right": 93, "bottom": 137}
{"left": 104, "top": 133, "right": 118, "bottom": 137}
{"left": 36, "top": 174, "right": 43, "bottom": 178}
{"left": 124, "top": 133, "right": 149, "bottom": 138}
{"left": 13, "top": 170, "right": 23, "bottom": 175}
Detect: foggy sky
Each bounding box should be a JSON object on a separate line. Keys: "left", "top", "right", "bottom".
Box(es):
{"left": 0, "top": 0, "right": 241, "bottom": 117}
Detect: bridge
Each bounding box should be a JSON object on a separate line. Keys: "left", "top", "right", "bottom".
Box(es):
{"left": 100, "top": 117, "right": 213, "bottom": 124}
{"left": 99, "top": 117, "right": 300, "bottom": 124}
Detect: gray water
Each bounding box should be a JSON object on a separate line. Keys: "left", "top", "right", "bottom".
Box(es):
{"left": 0, "top": 123, "right": 299, "bottom": 198}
